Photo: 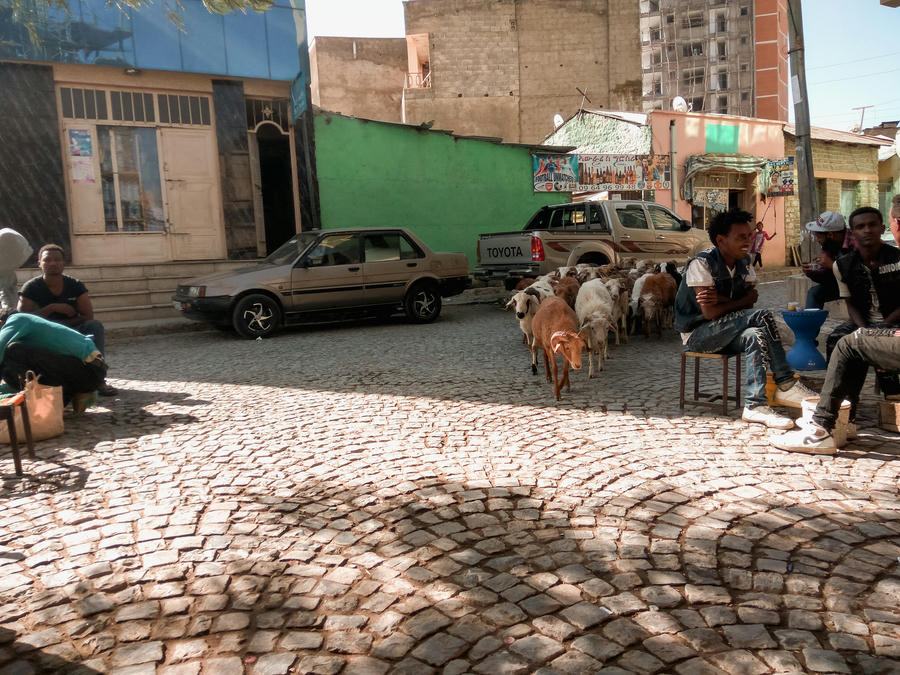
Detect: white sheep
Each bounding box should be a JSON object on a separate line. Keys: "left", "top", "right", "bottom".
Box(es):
{"left": 525, "top": 277, "right": 556, "bottom": 302}
{"left": 603, "top": 277, "right": 629, "bottom": 344}
{"left": 505, "top": 289, "right": 541, "bottom": 373}
{"left": 629, "top": 272, "right": 653, "bottom": 334}
{"left": 575, "top": 279, "right": 615, "bottom": 378}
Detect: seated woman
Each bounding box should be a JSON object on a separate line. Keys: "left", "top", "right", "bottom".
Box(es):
{"left": 0, "top": 310, "right": 107, "bottom": 412}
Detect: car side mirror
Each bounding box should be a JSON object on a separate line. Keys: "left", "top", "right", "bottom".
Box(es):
{"left": 680, "top": 220, "right": 692, "bottom": 231}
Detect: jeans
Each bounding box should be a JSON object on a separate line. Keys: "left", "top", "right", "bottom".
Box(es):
{"left": 805, "top": 279, "right": 839, "bottom": 309}
{"left": 813, "top": 327, "right": 900, "bottom": 431}
{"left": 75, "top": 319, "right": 105, "bottom": 355}
{"left": 686, "top": 309, "right": 795, "bottom": 408}
{"left": 826, "top": 322, "right": 900, "bottom": 416}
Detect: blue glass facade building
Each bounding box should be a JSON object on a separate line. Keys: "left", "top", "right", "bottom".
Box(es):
{"left": 0, "top": 0, "right": 307, "bottom": 81}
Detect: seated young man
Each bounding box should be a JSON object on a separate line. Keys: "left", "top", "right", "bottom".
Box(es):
{"left": 674, "top": 209, "right": 816, "bottom": 429}
{"left": 0, "top": 310, "right": 107, "bottom": 410}
{"left": 825, "top": 207, "right": 900, "bottom": 402}
{"left": 17, "top": 244, "right": 116, "bottom": 396}
{"left": 775, "top": 327, "right": 900, "bottom": 453}
{"left": 801, "top": 211, "right": 853, "bottom": 309}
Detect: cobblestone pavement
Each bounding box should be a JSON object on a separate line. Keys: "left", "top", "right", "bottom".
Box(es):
{"left": 1, "top": 281, "right": 899, "bottom": 675}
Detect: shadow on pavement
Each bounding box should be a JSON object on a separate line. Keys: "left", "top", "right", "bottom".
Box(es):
{"left": 111, "top": 304, "right": 900, "bottom": 455}
{"left": 0, "top": 626, "right": 101, "bottom": 673}
{"left": 0, "top": 389, "right": 204, "bottom": 492}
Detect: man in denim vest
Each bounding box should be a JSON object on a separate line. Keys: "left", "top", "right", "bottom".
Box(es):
{"left": 674, "top": 209, "right": 816, "bottom": 429}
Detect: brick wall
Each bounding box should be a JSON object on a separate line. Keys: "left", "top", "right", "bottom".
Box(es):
{"left": 403, "top": 0, "right": 640, "bottom": 143}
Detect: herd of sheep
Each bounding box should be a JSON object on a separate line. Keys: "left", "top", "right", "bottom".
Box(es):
{"left": 504, "top": 259, "right": 684, "bottom": 400}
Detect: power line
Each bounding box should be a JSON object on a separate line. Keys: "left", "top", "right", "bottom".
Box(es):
{"left": 807, "top": 50, "right": 900, "bottom": 70}
{"left": 809, "top": 67, "right": 900, "bottom": 86}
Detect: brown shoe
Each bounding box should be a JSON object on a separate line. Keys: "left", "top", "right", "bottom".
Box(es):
{"left": 97, "top": 382, "right": 118, "bottom": 397}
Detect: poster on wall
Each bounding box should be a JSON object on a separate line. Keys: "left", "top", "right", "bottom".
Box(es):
{"left": 577, "top": 154, "right": 671, "bottom": 191}
{"left": 766, "top": 157, "right": 795, "bottom": 197}
{"left": 68, "top": 129, "right": 92, "bottom": 156}
{"left": 533, "top": 155, "right": 578, "bottom": 192}
{"left": 68, "top": 129, "right": 95, "bottom": 184}
{"left": 533, "top": 154, "right": 671, "bottom": 192}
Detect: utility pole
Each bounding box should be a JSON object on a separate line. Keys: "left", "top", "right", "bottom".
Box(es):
{"left": 851, "top": 105, "right": 873, "bottom": 132}
{"left": 787, "top": 0, "right": 817, "bottom": 262}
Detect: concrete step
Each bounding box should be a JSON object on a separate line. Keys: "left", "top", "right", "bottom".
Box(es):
{"left": 15, "top": 260, "right": 251, "bottom": 285}
{"left": 92, "top": 290, "right": 177, "bottom": 310}
{"left": 95, "top": 304, "right": 181, "bottom": 323}
{"left": 83, "top": 275, "right": 186, "bottom": 294}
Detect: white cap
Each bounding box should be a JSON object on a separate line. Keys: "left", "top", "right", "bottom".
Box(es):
{"left": 806, "top": 211, "right": 846, "bottom": 232}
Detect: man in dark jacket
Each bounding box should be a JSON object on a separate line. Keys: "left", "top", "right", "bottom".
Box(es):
{"left": 825, "top": 207, "right": 900, "bottom": 410}
{"left": 674, "top": 209, "right": 816, "bottom": 430}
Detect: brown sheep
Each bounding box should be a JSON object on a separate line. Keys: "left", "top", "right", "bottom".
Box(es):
{"left": 638, "top": 272, "right": 677, "bottom": 338}
{"left": 514, "top": 277, "right": 537, "bottom": 291}
{"left": 553, "top": 276, "right": 580, "bottom": 310}
{"left": 531, "top": 296, "right": 586, "bottom": 400}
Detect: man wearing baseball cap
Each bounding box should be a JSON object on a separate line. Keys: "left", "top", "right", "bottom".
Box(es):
{"left": 802, "top": 211, "right": 853, "bottom": 310}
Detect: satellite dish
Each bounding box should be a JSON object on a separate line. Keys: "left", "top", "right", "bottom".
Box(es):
{"left": 672, "top": 96, "right": 688, "bottom": 113}
{"left": 553, "top": 114, "right": 565, "bottom": 128}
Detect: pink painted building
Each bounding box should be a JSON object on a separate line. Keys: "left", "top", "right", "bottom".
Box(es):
{"left": 648, "top": 110, "right": 788, "bottom": 266}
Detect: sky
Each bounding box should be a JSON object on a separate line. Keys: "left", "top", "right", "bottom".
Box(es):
{"left": 305, "top": 0, "right": 900, "bottom": 132}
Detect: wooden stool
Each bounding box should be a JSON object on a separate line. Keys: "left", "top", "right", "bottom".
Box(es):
{"left": 679, "top": 351, "right": 742, "bottom": 416}
{"left": 0, "top": 393, "right": 35, "bottom": 477}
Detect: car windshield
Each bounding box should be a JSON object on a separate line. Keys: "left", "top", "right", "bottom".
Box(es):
{"left": 263, "top": 232, "right": 320, "bottom": 265}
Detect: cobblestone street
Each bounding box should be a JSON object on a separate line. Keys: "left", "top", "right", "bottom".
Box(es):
{"left": 1, "top": 281, "right": 899, "bottom": 674}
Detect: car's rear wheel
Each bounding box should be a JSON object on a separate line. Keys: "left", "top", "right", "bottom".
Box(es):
{"left": 404, "top": 283, "right": 441, "bottom": 323}
{"left": 232, "top": 294, "right": 282, "bottom": 339}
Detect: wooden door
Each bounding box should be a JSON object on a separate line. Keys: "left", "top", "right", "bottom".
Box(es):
{"left": 160, "top": 128, "right": 224, "bottom": 260}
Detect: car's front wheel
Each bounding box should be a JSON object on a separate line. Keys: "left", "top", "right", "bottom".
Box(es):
{"left": 232, "top": 294, "right": 282, "bottom": 339}
{"left": 404, "top": 283, "right": 441, "bottom": 323}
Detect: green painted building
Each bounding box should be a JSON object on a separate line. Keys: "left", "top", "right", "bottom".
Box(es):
{"left": 314, "top": 112, "right": 568, "bottom": 267}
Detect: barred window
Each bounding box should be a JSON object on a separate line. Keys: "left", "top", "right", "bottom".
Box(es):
{"left": 110, "top": 91, "right": 155, "bottom": 123}
{"left": 157, "top": 94, "right": 211, "bottom": 126}
{"left": 60, "top": 88, "right": 108, "bottom": 120}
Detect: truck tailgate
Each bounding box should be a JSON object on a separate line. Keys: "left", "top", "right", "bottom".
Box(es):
{"left": 478, "top": 233, "right": 532, "bottom": 265}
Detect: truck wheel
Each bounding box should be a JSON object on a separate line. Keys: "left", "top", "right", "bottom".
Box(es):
{"left": 404, "top": 283, "right": 441, "bottom": 323}
{"left": 577, "top": 254, "right": 609, "bottom": 266}
{"left": 504, "top": 278, "right": 521, "bottom": 291}
{"left": 232, "top": 294, "right": 281, "bottom": 339}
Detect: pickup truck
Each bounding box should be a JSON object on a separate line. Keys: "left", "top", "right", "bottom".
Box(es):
{"left": 475, "top": 200, "right": 709, "bottom": 287}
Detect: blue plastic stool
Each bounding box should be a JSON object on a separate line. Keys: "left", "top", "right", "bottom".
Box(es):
{"left": 782, "top": 309, "right": 828, "bottom": 371}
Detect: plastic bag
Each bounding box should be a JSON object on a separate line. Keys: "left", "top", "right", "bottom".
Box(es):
{"left": 0, "top": 371, "right": 64, "bottom": 444}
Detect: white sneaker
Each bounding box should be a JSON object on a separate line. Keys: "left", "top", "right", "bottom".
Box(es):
{"left": 743, "top": 405, "right": 795, "bottom": 430}
{"left": 773, "top": 421, "right": 836, "bottom": 454}
{"left": 773, "top": 380, "right": 819, "bottom": 408}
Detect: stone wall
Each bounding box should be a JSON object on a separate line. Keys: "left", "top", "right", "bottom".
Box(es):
{"left": 310, "top": 37, "right": 407, "bottom": 123}
{"left": 403, "top": 0, "right": 640, "bottom": 144}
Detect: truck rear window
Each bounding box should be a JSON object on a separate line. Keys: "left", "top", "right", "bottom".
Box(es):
{"left": 523, "top": 209, "right": 550, "bottom": 230}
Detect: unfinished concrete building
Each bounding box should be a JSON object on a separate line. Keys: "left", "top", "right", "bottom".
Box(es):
{"left": 402, "top": 0, "right": 642, "bottom": 144}
{"left": 640, "top": 0, "right": 788, "bottom": 121}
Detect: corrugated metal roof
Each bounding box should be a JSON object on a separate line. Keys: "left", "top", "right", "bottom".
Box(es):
{"left": 784, "top": 124, "right": 893, "bottom": 147}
